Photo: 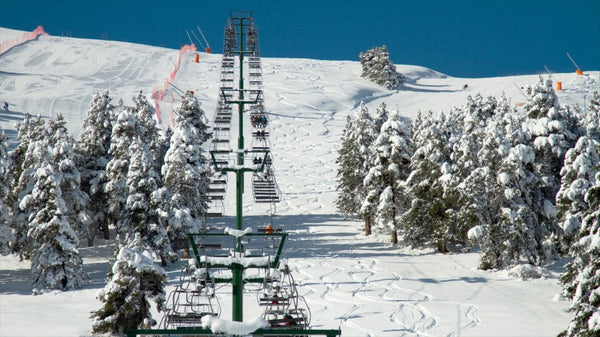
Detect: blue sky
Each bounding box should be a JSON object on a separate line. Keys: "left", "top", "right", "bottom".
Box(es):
{"left": 2, "top": 0, "right": 599, "bottom": 78}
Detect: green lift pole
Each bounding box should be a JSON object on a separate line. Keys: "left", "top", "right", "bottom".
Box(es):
{"left": 233, "top": 13, "right": 249, "bottom": 323}
{"left": 212, "top": 11, "right": 264, "bottom": 324}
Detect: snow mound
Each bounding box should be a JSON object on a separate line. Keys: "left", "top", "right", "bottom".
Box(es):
{"left": 397, "top": 64, "right": 448, "bottom": 80}
{"left": 201, "top": 315, "right": 267, "bottom": 335}
{"left": 507, "top": 264, "right": 546, "bottom": 280}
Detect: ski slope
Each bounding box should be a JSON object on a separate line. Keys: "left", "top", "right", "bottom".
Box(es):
{"left": 1, "top": 27, "right": 599, "bottom": 337}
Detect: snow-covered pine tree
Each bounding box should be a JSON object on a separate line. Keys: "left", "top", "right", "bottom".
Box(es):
{"left": 0, "top": 129, "right": 14, "bottom": 255}
{"left": 366, "top": 110, "right": 413, "bottom": 244}
{"left": 10, "top": 114, "right": 47, "bottom": 258}
{"left": 132, "top": 91, "right": 163, "bottom": 179}
{"left": 522, "top": 78, "right": 581, "bottom": 250}
{"left": 47, "top": 113, "right": 91, "bottom": 244}
{"left": 492, "top": 112, "right": 551, "bottom": 267}
{"left": 556, "top": 128, "right": 600, "bottom": 250}
{"left": 466, "top": 97, "right": 519, "bottom": 269}
{"left": 26, "top": 163, "right": 88, "bottom": 290}
{"left": 124, "top": 137, "right": 171, "bottom": 264}
{"left": 444, "top": 96, "right": 500, "bottom": 252}
{"left": 91, "top": 245, "right": 166, "bottom": 334}
{"left": 558, "top": 170, "right": 600, "bottom": 337}
{"left": 523, "top": 77, "right": 559, "bottom": 119}
{"left": 374, "top": 102, "right": 390, "bottom": 134}
{"left": 557, "top": 94, "right": 600, "bottom": 337}
{"left": 160, "top": 93, "right": 211, "bottom": 254}
{"left": 400, "top": 112, "right": 455, "bottom": 252}
{"left": 76, "top": 91, "right": 115, "bottom": 244}
{"left": 359, "top": 45, "right": 403, "bottom": 90}
{"left": 336, "top": 103, "right": 375, "bottom": 222}
{"left": 105, "top": 108, "right": 137, "bottom": 238}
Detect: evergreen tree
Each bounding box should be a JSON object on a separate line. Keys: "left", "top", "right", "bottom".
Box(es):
{"left": 105, "top": 109, "right": 137, "bottom": 237}
{"left": 26, "top": 163, "right": 88, "bottom": 290}
{"left": 91, "top": 246, "right": 166, "bottom": 334}
{"left": 556, "top": 130, "right": 600, "bottom": 249}
{"left": 523, "top": 77, "right": 559, "bottom": 119}
{"left": 489, "top": 109, "right": 552, "bottom": 267}
{"left": 132, "top": 91, "right": 163, "bottom": 179}
{"left": 558, "top": 91, "right": 600, "bottom": 336}
{"left": 161, "top": 93, "right": 211, "bottom": 255}
{"left": 468, "top": 100, "right": 516, "bottom": 269}
{"left": 359, "top": 45, "right": 403, "bottom": 90}
{"left": 444, "top": 96, "right": 500, "bottom": 253}
{"left": 522, "top": 79, "right": 580, "bottom": 249}
{"left": 400, "top": 112, "right": 454, "bottom": 251}
{"left": 47, "top": 113, "right": 91, "bottom": 244}
{"left": 374, "top": 102, "right": 390, "bottom": 134}
{"left": 10, "top": 114, "right": 46, "bottom": 258}
{"left": 559, "top": 171, "right": 600, "bottom": 337}
{"left": 365, "top": 110, "right": 413, "bottom": 244}
{"left": 76, "top": 91, "right": 115, "bottom": 244}
{"left": 336, "top": 103, "right": 375, "bottom": 223}
{"left": 0, "top": 129, "right": 14, "bottom": 255}
{"left": 124, "top": 138, "right": 171, "bottom": 264}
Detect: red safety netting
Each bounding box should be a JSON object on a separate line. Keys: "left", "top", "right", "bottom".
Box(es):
{"left": 151, "top": 43, "right": 197, "bottom": 123}
{"left": 0, "top": 25, "right": 48, "bottom": 55}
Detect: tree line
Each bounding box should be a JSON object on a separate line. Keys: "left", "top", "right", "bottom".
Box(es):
{"left": 0, "top": 91, "right": 212, "bottom": 290}
{"left": 336, "top": 78, "right": 600, "bottom": 337}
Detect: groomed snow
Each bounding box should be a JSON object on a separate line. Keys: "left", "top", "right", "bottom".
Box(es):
{"left": 1, "top": 27, "right": 599, "bottom": 336}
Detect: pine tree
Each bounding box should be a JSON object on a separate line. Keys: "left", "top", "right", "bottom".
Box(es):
{"left": 0, "top": 129, "right": 14, "bottom": 255}
{"left": 523, "top": 77, "right": 559, "bottom": 119}
{"left": 91, "top": 245, "right": 166, "bottom": 334}
{"left": 132, "top": 91, "right": 163, "bottom": 179}
{"left": 336, "top": 103, "right": 375, "bottom": 222}
{"left": 10, "top": 114, "right": 46, "bottom": 258}
{"left": 556, "top": 130, "right": 600, "bottom": 249}
{"left": 559, "top": 171, "right": 600, "bottom": 337}
{"left": 488, "top": 109, "right": 551, "bottom": 267}
{"left": 359, "top": 45, "right": 403, "bottom": 90}
{"left": 124, "top": 138, "right": 171, "bottom": 264}
{"left": 365, "top": 110, "right": 413, "bottom": 244}
{"left": 443, "top": 96, "right": 500, "bottom": 253}
{"left": 105, "top": 109, "right": 137, "bottom": 237}
{"left": 26, "top": 163, "right": 88, "bottom": 290}
{"left": 557, "top": 91, "right": 600, "bottom": 336}
{"left": 76, "top": 91, "right": 115, "bottom": 244}
{"left": 47, "top": 113, "right": 91, "bottom": 244}
{"left": 400, "top": 112, "right": 455, "bottom": 252}
{"left": 468, "top": 100, "right": 516, "bottom": 269}
{"left": 374, "top": 102, "right": 390, "bottom": 134}
{"left": 522, "top": 78, "right": 580, "bottom": 250}
{"left": 161, "top": 93, "right": 211, "bottom": 254}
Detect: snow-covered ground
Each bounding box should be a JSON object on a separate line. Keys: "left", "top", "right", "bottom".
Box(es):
{"left": 1, "top": 27, "right": 599, "bottom": 337}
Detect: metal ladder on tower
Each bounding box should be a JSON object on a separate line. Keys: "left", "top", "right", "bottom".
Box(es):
{"left": 245, "top": 21, "right": 282, "bottom": 205}
{"left": 204, "top": 22, "right": 239, "bottom": 217}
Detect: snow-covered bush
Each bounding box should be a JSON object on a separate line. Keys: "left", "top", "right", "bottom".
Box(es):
{"left": 91, "top": 246, "right": 166, "bottom": 334}
{"left": 507, "top": 264, "right": 545, "bottom": 279}
{"left": 359, "top": 45, "right": 403, "bottom": 90}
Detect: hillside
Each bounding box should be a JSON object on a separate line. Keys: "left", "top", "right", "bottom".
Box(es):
{"left": 1, "top": 27, "right": 599, "bottom": 337}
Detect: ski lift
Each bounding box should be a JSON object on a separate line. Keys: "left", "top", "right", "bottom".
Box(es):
{"left": 259, "top": 264, "right": 311, "bottom": 329}
{"left": 160, "top": 264, "right": 221, "bottom": 329}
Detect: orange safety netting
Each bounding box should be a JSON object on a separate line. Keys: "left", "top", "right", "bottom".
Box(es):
{"left": 151, "top": 43, "right": 197, "bottom": 123}
{"left": 0, "top": 25, "right": 48, "bottom": 55}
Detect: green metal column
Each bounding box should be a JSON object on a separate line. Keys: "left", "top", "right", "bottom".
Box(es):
{"left": 232, "top": 15, "right": 247, "bottom": 323}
